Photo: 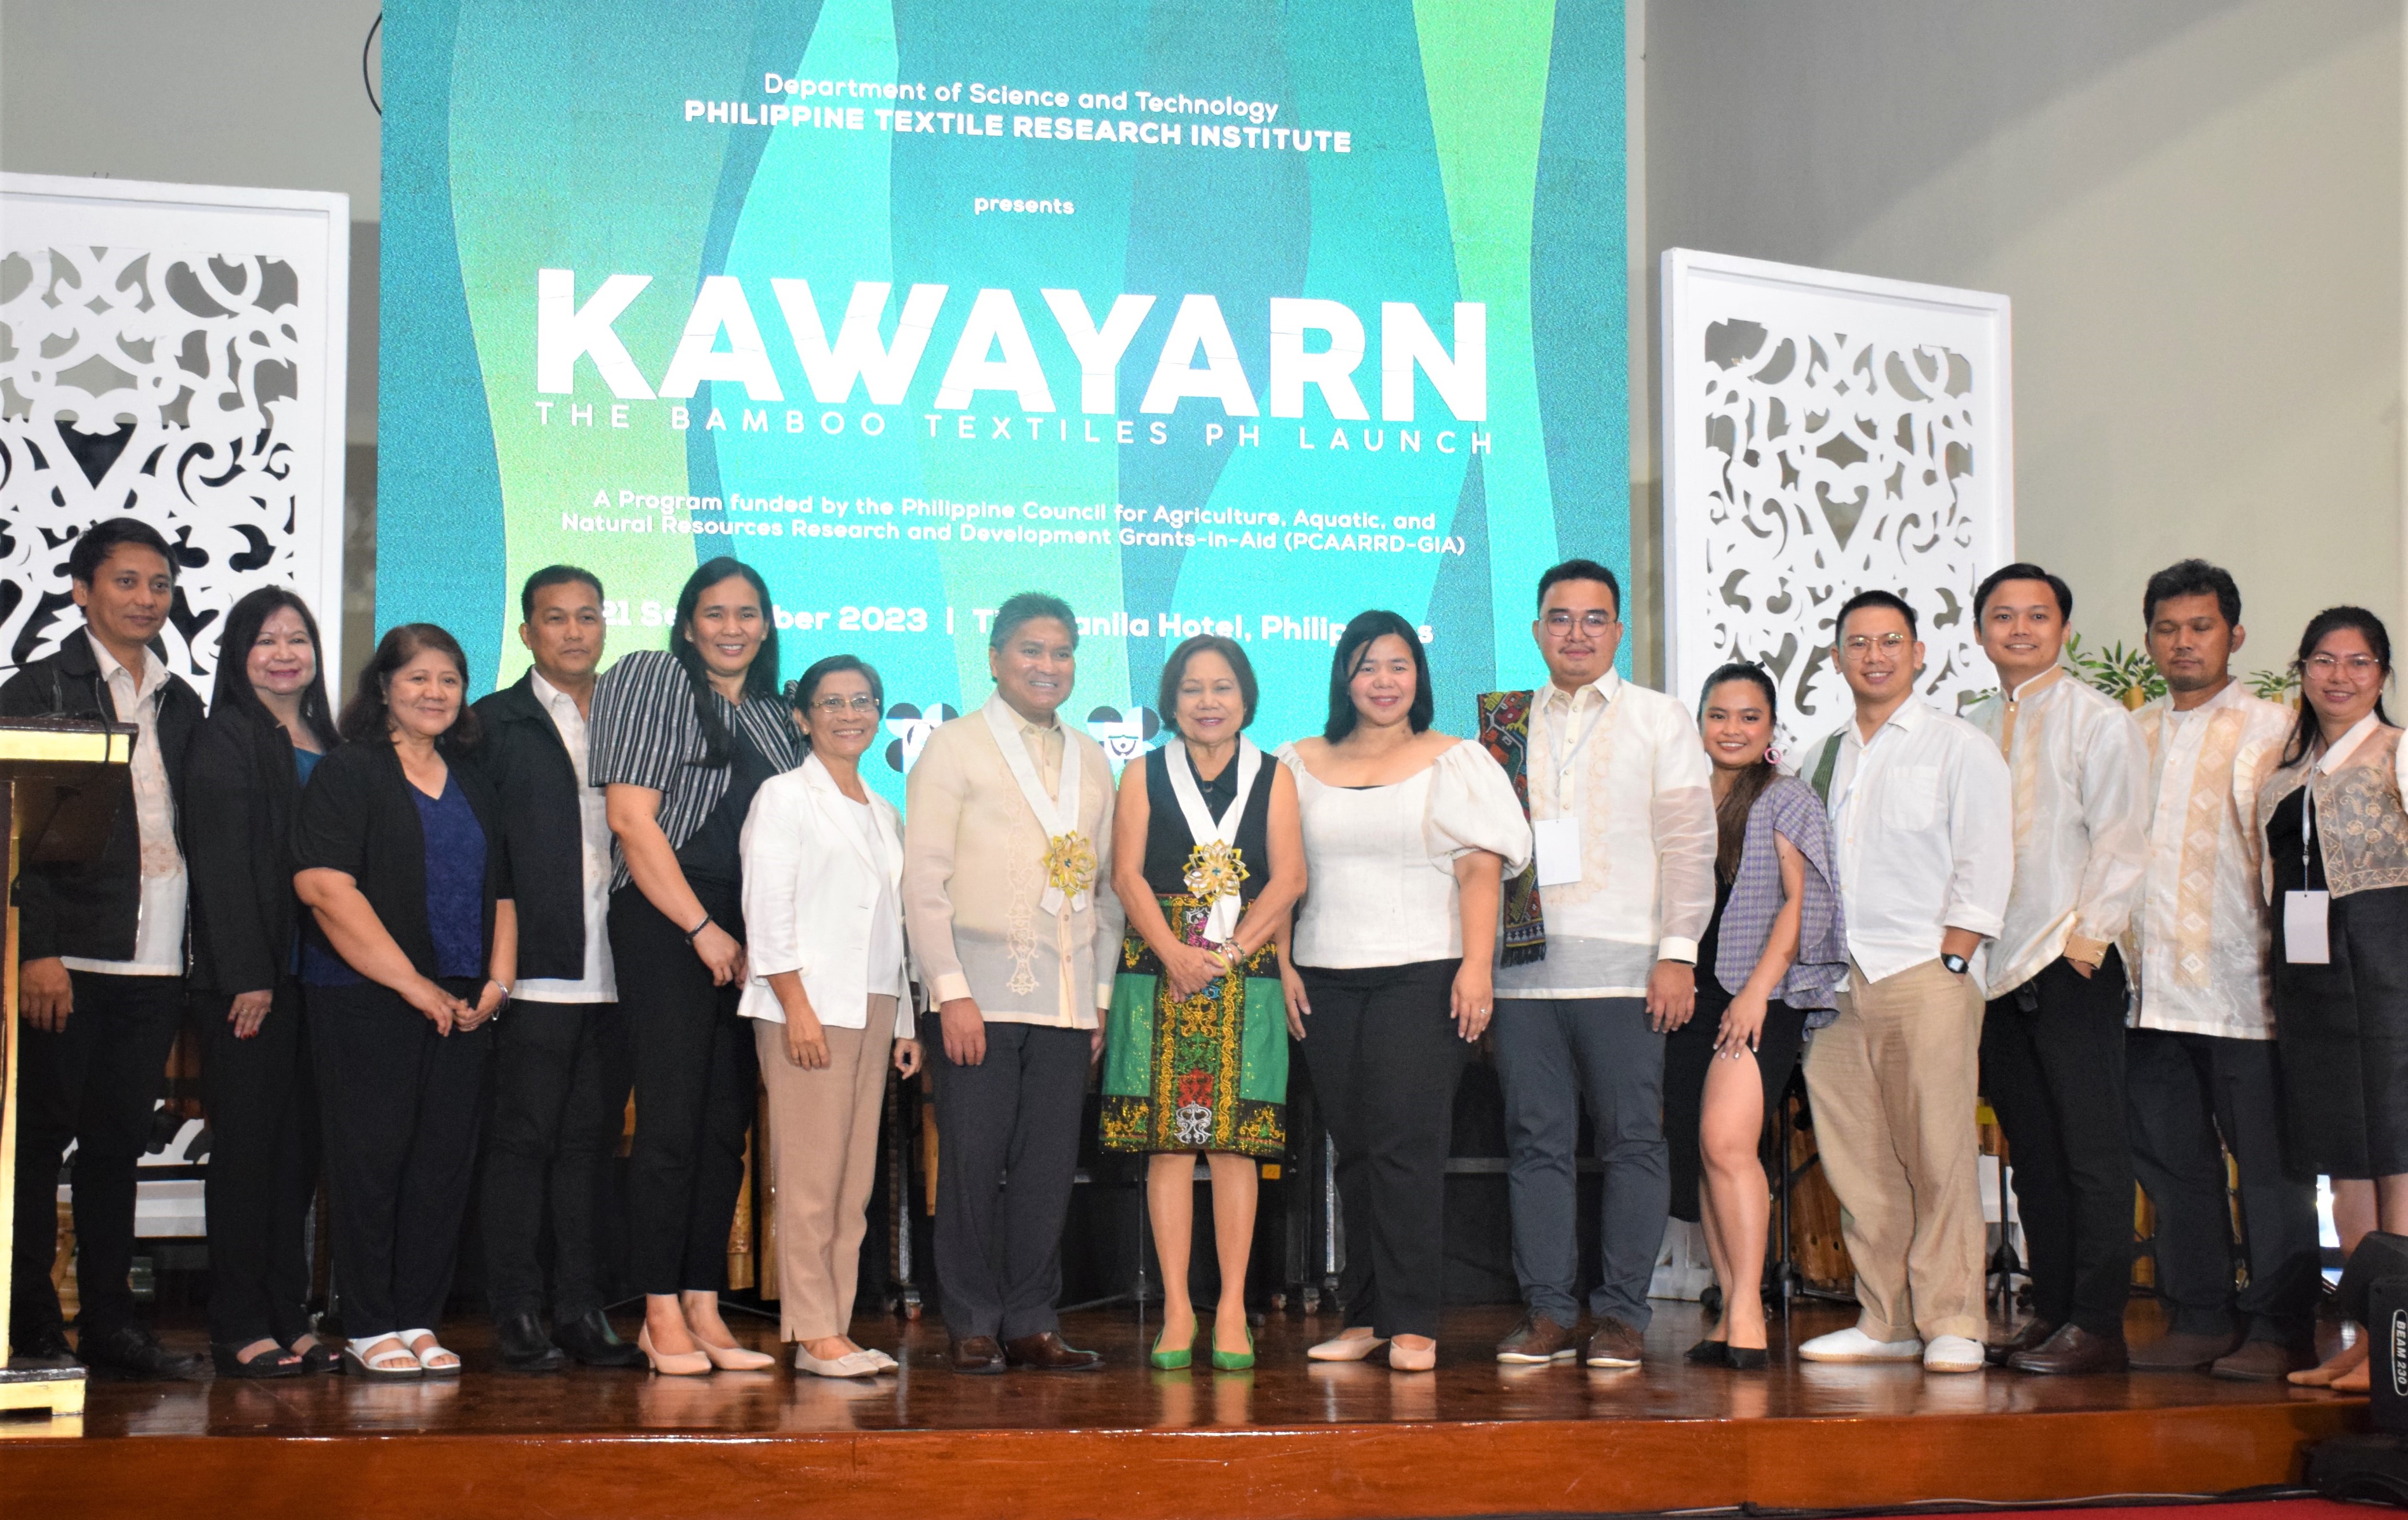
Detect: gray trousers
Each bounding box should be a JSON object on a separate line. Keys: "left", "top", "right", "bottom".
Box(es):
{"left": 1492, "top": 996, "right": 1669, "bottom": 1330}
{"left": 2127, "top": 1027, "right": 2320, "bottom": 1347}
{"left": 928, "top": 1021, "right": 1090, "bottom": 1342}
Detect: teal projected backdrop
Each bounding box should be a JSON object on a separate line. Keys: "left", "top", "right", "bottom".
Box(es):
{"left": 381, "top": 0, "right": 1627, "bottom": 801}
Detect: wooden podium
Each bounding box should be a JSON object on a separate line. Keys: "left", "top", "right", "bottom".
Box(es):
{"left": 0, "top": 719, "right": 133, "bottom": 1420}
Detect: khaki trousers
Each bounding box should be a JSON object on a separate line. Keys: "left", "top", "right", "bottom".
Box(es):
{"left": 754, "top": 995, "right": 898, "bottom": 1341}
{"left": 1801, "top": 959, "right": 1988, "bottom": 1343}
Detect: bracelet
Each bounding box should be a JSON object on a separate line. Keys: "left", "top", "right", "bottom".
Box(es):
{"left": 685, "top": 914, "right": 713, "bottom": 944}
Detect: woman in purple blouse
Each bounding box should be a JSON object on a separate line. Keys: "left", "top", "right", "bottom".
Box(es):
{"left": 1662, "top": 663, "right": 1847, "bottom": 1369}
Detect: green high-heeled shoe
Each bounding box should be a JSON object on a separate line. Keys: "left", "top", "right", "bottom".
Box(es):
{"left": 1211, "top": 1323, "right": 1256, "bottom": 1372}
{"left": 1150, "top": 1321, "right": 1197, "bottom": 1370}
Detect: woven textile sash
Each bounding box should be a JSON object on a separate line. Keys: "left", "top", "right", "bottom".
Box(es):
{"left": 1477, "top": 689, "right": 1546, "bottom": 966}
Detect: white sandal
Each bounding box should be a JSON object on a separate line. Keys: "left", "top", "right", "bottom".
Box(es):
{"left": 399, "top": 1328, "right": 462, "bottom": 1377}
{"left": 343, "top": 1334, "right": 423, "bottom": 1381}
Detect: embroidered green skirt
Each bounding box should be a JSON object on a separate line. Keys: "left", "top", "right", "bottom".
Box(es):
{"left": 1100, "top": 893, "right": 1288, "bottom": 1157}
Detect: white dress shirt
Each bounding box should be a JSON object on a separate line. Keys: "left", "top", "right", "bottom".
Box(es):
{"left": 1279, "top": 739, "right": 1532, "bottom": 969}
{"left": 1493, "top": 669, "right": 1718, "bottom": 999}
{"left": 740, "top": 752, "right": 915, "bottom": 1033}
{"left": 512, "top": 670, "right": 618, "bottom": 1003}
{"left": 1808, "top": 695, "right": 2014, "bottom": 986}
{"left": 62, "top": 631, "right": 186, "bottom": 977}
{"left": 2125, "top": 681, "right": 2290, "bottom": 1039}
{"left": 1964, "top": 668, "right": 2151, "bottom": 999}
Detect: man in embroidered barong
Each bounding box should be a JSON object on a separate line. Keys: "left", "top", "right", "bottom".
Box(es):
{"left": 1478, "top": 559, "right": 1717, "bottom": 1371}
{"left": 903, "top": 592, "right": 1125, "bottom": 1374}
{"left": 2119, "top": 561, "right": 2319, "bottom": 1381}
{"left": 1964, "top": 563, "right": 2150, "bottom": 1376}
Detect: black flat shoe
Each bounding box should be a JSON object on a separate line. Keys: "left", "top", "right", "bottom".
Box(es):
{"left": 553, "top": 1309, "right": 648, "bottom": 1369}
{"left": 212, "top": 1341, "right": 305, "bottom": 1379}
{"left": 82, "top": 1322, "right": 206, "bottom": 1381}
{"left": 1725, "top": 1345, "right": 1769, "bottom": 1371}
{"left": 494, "top": 1309, "right": 567, "bottom": 1372}
{"left": 1684, "top": 1338, "right": 1731, "bottom": 1366}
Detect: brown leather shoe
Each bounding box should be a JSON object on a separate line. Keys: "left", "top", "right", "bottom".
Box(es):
{"left": 2007, "top": 1322, "right": 2128, "bottom": 1375}
{"left": 2210, "top": 1337, "right": 2314, "bottom": 1382}
{"left": 1985, "top": 1318, "right": 2057, "bottom": 1366}
{"left": 1496, "top": 1312, "right": 1578, "bottom": 1364}
{"left": 1003, "top": 1331, "right": 1102, "bottom": 1371}
{"left": 1583, "top": 1316, "right": 1645, "bottom": 1369}
{"left": 948, "top": 1335, "right": 1006, "bottom": 1374}
{"left": 2130, "top": 1327, "right": 2244, "bottom": 1372}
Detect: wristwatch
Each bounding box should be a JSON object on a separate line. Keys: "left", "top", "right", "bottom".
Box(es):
{"left": 1940, "top": 953, "right": 1970, "bottom": 977}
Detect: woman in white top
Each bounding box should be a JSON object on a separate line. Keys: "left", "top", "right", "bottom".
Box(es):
{"left": 739, "top": 655, "right": 922, "bottom": 1377}
{"left": 1277, "top": 610, "right": 1533, "bottom": 1371}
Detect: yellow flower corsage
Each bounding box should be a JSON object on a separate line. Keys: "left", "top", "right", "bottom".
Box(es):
{"left": 1044, "top": 831, "right": 1098, "bottom": 896}
{"left": 1183, "top": 840, "right": 1248, "bottom": 902}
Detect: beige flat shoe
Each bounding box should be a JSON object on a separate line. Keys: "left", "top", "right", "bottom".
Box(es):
{"left": 1387, "top": 1340, "right": 1436, "bottom": 1373}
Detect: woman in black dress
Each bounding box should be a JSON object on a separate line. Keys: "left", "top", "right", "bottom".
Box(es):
{"left": 1102, "top": 636, "right": 1304, "bottom": 1371}
{"left": 187, "top": 587, "right": 341, "bottom": 1376}
{"left": 2257, "top": 607, "right": 2408, "bottom": 1391}
{"left": 1662, "top": 664, "right": 1846, "bottom": 1367}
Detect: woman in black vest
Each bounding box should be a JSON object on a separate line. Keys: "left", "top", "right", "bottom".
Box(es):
{"left": 187, "top": 587, "right": 341, "bottom": 1376}
{"left": 295, "top": 623, "right": 514, "bottom": 1380}
{"left": 591, "top": 557, "right": 799, "bottom": 1374}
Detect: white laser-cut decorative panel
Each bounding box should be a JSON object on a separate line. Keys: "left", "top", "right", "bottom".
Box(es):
{"left": 1, "top": 173, "right": 349, "bottom": 698}
{"left": 1662, "top": 249, "right": 2012, "bottom": 752}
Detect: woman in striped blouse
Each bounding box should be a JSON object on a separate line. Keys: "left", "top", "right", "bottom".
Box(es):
{"left": 591, "top": 557, "right": 802, "bottom": 1374}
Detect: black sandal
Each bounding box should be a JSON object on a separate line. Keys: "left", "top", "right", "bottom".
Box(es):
{"left": 213, "top": 1341, "right": 306, "bottom": 1379}
{"left": 292, "top": 1337, "right": 341, "bottom": 1374}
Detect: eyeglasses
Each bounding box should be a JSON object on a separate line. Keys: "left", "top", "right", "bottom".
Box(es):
{"left": 809, "top": 694, "right": 883, "bottom": 714}
{"left": 2305, "top": 654, "right": 2383, "bottom": 679}
{"left": 1840, "top": 633, "right": 1911, "bottom": 658}
{"left": 1543, "top": 611, "right": 1618, "bottom": 634}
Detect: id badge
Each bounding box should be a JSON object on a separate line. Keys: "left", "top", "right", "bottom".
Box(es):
{"left": 2284, "top": 890, "right": 2332, "bottom": 965}
{"left": 1533, "top": 816, "right": 1583, "bottom": 887}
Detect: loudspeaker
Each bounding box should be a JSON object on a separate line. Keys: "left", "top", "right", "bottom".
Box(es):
{"left": 2311, "top": 1435, "right": 2408, "bottom": 1506}
{"left": 2376, "top": 1276, "right": 2408, "bottom": 1436}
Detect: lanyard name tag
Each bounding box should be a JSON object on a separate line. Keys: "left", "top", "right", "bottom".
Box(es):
{"left": 2284, "top": 890, "right": 2331, "bottom": 965}
{"left": 1533, "top": 817, "right": 1582, "bottom": 887}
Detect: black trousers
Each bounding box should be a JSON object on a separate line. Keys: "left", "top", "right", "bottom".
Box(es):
{"left": 2127, "top": 1027, "right": 2320, "bottom": 1347}
{"left": 1980, "top": 949, "right": 2135, "bottom": 1336}
{"left": 927, "top": 1021, "right": 1090, "bottom": 1342}
{"left": 610, "top": 886, "right": 755, "bottom": 1297}
{"left": 9, "top": 970, "right": 184, "bottom": 1344}
{"left": 480, "top": 999, "right": 630, "bottom": 1322}
{"left": 1296, "top": 959, "right": 1466, "bottom": 1340}
{"left": 197, "top": 978, "right": 320, "bottom": 1347}
{"left": 310, "top": 978, "right": 492, "bottom": 1336}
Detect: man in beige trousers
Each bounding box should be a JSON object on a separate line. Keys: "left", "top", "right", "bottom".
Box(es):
{"left": 1792, "top": 590, "right": 2014, "bottom": 1374}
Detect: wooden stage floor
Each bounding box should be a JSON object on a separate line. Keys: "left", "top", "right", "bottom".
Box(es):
{"left": 0, "top": 1300, "right": 2368, "bottom": 1519}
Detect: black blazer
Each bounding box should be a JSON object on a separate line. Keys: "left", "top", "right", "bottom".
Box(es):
{"left": 293, "top": 738, "right": 510, "bottom": 983}
{"left": 469, "top": 674, "right": 590, "bottom": 981}
{"left": 0, "top": 632, "right": 204, "bottom": 963}
{"left": 184, "top": 703, "right": 315, "bottom": 994}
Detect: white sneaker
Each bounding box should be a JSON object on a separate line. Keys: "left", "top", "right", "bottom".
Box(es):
{"left": 1922, "top": 1334, "right": 1986, "bottom": 1373}
{"left": 1798, "top": 1326, "right": 1924, "bottom": 1363}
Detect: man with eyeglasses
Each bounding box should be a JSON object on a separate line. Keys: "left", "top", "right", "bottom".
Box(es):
{"left": 1963, "top": 563, "right": 2150, "bottom": 1375}
{"left": 2120, "top": 561, "right": 2318, "bottom": 1380}
{"left": 469, "top": 566, "right": 647, "bottom": 1371}
{"left": 1478, "top": 558, "right": 1717, "bottom": 1370}
{"left": 1793, "top": 589, "right": 2012, "bottom": 1374}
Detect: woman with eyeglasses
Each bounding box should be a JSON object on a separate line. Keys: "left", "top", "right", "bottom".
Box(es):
{"left": 2257, "top": 607, "right": 2408, "bottom": 1391}
{"left": 737, "top": 656, "right": 921, "bottom": 1377}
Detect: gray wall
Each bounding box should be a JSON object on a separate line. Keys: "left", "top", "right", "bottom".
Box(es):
{"left": 1633, "top": 0, "right": 2404, "bottom": 688}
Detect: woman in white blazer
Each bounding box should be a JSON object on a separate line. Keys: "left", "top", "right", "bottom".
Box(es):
{"left": 739, "top": 655, "right": 921, "bottom": 1377}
